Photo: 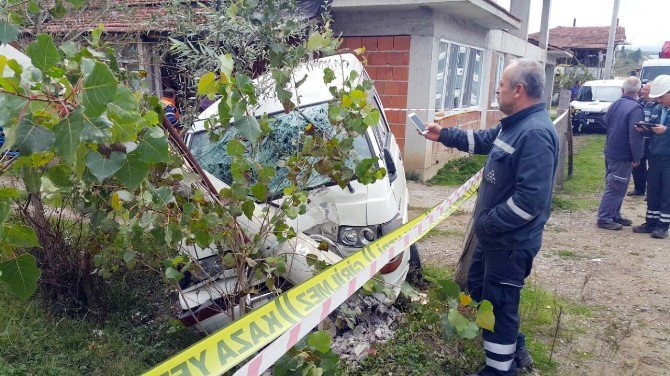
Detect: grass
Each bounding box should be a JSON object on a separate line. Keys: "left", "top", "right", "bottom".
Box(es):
{"left": 428, "top": 155, "right": 487, "bottom": 186}
{"left": 341, "top": 267, "right": 593, "bottom": 376}
{"left": 553, "top": 134, "right": 605, "bottom": 210}
{"left": 0, "top": 272, "right": 201, "bottom": 376}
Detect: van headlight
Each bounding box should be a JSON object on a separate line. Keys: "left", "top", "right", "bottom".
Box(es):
{"left": 337, "top": 214, "right": 403, "bottom": 247}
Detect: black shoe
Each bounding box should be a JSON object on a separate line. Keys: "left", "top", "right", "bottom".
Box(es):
{"left": 633, "top": 223, "right": 655, "bottom": 233}
{"left": 516, "top": 346, "right": 534, "bottom": 373}
{"left": 597, "top": 222, "right": 623, "bottom": 230}
{"left": 615, "top": 218, "right": 633, "bottom": 226}
{"left": 627, "top": 190, "right": 644, "bottom": 196}
{"left": 651, "top": 228, "right": 668, "bottom": 239}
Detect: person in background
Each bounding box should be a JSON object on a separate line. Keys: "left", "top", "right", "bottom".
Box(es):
{"left": 570, "top": 80, "right": 581, "bottom": 100}
{"left": 633, "top": 75, "right": 670, "bottom": 239}
{"left": 629, "top": 83, "right": 662, "bottom": 196}
{"left": 422, "top": 59, "right": 558, "bottom": 376}
{"left": 596, "top": 77, "right": 644, "bottom": 230}
{"left": 160, "top": 88, "right": 182, "bottom": 131}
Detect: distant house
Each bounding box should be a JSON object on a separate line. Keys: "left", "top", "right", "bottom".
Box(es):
{"left": 529, "top": 26, "right": 626, "bottom": 79}
{"left": 331, "top": 0, "right": 570, "bottom": 179}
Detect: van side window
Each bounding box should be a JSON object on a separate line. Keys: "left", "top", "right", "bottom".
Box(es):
{"left": 367, "top": 92, "right": 390, "bottom": 151}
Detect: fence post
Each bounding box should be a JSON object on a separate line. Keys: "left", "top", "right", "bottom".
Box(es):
{"left": 554, "top": 89, "right": 572, "bottom": 191}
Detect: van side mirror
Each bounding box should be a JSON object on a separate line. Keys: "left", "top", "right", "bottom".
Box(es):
{"left": 383, "top": 148, "right": 397, "bottom": 183}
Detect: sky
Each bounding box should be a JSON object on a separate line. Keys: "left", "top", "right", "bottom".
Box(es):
{"left": 496, "top": 0, "right": 670, "bottom": 52}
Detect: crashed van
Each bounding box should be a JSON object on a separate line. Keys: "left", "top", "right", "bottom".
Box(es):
{"left": 177, "top": 54, "right": 420, "bottom": 332}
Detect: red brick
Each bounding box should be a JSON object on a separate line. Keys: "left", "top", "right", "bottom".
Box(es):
{"left": 402, "top": 51, "right": 410, "bottom": 65}
{"left": 386, "top": 52, "right": 404, "bottom": 65}
{"left": 342, "top": 36, "right": 361, "bottom": 50}
{"left": 393, "top": 35, "right": 411, "bottom": 50}
{"left": 361, "top": 36, "right": 378, "bottom": 51}
{"left": 377, "top": 67, "right": 393, "bottom": 80}
{"left": 392, "top": 66, "right": 409, "bottom": 81}
{"left": 377, "top": 36, "right": 394, "bottom": 51}
{"left": 398, "top": 81, "right": 408, "bottom": 96}
{"left": 396, "top": 138, "right": 405, "bottom": 153}
{"left": 385, "top": 110, "right": 400, "bottom": 123}
{"left": 386, "top": 81, "right": 399, "bottom": 95}
{"left": 390, "top": 95, "right": 406, "bottom": 108}
{"left": 368, "top": 52, "right": 387, "bottom": 66}
{"left": 379, "top": 95, "right": 393, "bottom": 107}
{"left": 366, "top": 66, "right": 378, "bottom": 79}
{"left": 390, "top": 123, "right": 405, "bottom": 138}
{"left": 374, "top": 81, "right": 386, "bottom": 94}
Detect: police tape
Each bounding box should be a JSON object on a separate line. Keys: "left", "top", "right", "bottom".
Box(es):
{"left": 144, "top": 168, "right": 483, "bottom": 376}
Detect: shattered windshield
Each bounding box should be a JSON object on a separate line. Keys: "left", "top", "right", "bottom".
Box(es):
{"left": 189, "top": 102, "right": 374, "bottom": 197}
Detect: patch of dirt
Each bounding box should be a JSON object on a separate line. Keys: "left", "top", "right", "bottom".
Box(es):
{"left": 408, "top": 181, "right": 670, "bottom": 376}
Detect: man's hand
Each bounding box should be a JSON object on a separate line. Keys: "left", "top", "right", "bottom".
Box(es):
{"left": 651, "top": 124, "right": 667, "bottom": 135}
{"left": 423, "top": 123, "right": 443, "bottom": 141}
{"left": 633, "top": 162, "right": 640, "bottom": 168}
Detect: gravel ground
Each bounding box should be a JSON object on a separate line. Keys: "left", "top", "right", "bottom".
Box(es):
{"left": 408, "top": 180, "right": 670, "bottom": 376}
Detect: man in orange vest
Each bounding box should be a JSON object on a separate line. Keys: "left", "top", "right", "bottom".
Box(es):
{"left": 160, "top": 88, "right": 181, "bottom": 131}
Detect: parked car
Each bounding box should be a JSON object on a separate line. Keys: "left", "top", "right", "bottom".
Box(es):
{"left": 177, "top": 53, "right": 420, "bottom": 332}
{"left": 570, "top": 79, "right": 624, "bottom": 133}
{"left": 640, "top": 58, "right": 670, "bottom": 84}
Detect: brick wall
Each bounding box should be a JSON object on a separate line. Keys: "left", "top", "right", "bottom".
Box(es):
{"left": 340, "top": 35, "right": 411, "bottom": 151}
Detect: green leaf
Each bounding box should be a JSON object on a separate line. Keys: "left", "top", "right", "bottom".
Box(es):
{"left": 479, "top": 299, "right": 493, "bottom": 312}
{"left": 26, "top": 34, "right": 61, "bottom": 73}
{"left": 251, "top": 183, "right": 267, "bottom": 201}
{"left": 136, "top": 135, "right": 169, "bottom": 163}
{"left": 475, "top": 309, "right": 495, "bottom": 332}
{"left": 0, "top": 21, "right": 19, "bottom": 44}
{"left": 165, "top": 266, "right": 183, "bottom": 281}
{"left": 233, "top": 115, "right": 261, "bottom": 143}
{"left": 66, "top": 0, "right": 85, "bottom": 7}
{"left": 84, "top": 150, "right": 126, "bottom": 182}
{"left": 363, "top": 110, "right": 380, "bottom": 126}
{"left": 114, "top": 152, "right": 148, "bottom": 189}
{"left": 197, "top": 72, "right": 217, "bottom": 97}
{"left": 308, "top": 331, "right": 331, "bottom": 353}
{"left": 0, "top": 93, "right": 28, "bottom": 126}
{"left": 242, "top": 200, "right": 255, "bottom": 220}
{"left": 307, "top": 32, "right": 325, "bottom": 52}
{"left": 81, "top": 113, "right": 113, "bottom": 143}
{"left": 91, "top": 24, "right": 104, "bottom": 47}
{"left": 14, "top": 117, "right": 55, "bottom": 154}
{"left": 323, "top": 68, "right": 335, "bottom": 84}
{"left": 441, "top": 313, "right": 457, "bottom": 341}
{"left": 258, "top": 166, "right": 275, "bottom": 185}
{"left": 226, "top": 139, "right": 246, "bottom": 156}
{"left": 81, "top": 60, "right": 117, "bottom": 117}
{"left": 350, "top": 90, "right": 366, "bottom": 105}
{"left": 21, "top": 167, "right": 41, "bottom": 194}
{"left": 436, "top": 279, "right": 461, "bottom": 300}
{"left": 2, "top": 224, "right": 39, "bottom": 248}
{"left": 152, "top": 186, "right": 175, "bottom": 205}
{"left": 50, "top": 0, "right": 66, "bottom": 18}
{"left": 0, "top": 254, "right": 41, "bottom": 299}
{"left": 219, "top": 54, "right": 234, "bottom": 82}
{"left": 0, "top": 188, "right": 20, "bottom": 199}
{"left": 222, "top": 252, "right": 236, "bottom": 268}
{"left": 143, "top": 111, "right": 159, "bottom": 125}
{"left": 54, "top": 108, "right": 84, "bottom": 162}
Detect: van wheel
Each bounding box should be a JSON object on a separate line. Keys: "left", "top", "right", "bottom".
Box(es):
{"left": 406, "top": 244, "right": 427, "bottom": 289}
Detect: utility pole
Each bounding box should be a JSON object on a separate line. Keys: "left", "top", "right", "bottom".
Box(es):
{"left": 603, "top": 0, "right": 620, "bottom": 79}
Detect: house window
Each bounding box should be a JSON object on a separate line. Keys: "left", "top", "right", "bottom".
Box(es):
{"left": 434, "top": 41, "right": 484, "bottom": 111}
{"left": 491, "top": 54, "right": 504, "bottom": 107}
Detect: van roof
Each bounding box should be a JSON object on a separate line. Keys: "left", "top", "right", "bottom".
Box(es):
{"left": 583, "top": 79, "right": 624, "bottom": 87}
{"left": 194, "top": 53, "right": 365, "bottom": 131}
{"left": 642, "top": 58, "right": 670, "bottom": 67}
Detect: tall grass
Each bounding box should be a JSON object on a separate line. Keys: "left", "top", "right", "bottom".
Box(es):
{"left": 553, "top": 134, "right": 606, "bottom": 210}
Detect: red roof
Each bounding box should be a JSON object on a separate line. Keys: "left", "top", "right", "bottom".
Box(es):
{"left": 39, "top": 1, "right": 204, "bottom": 34}
{"left": 528, "top": 26, "right": 626, "bottom": 50}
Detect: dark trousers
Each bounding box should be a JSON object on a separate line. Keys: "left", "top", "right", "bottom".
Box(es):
{"left": 646, "top": 155, "right": 670, "bottom": 230}
{"left": 467, "top": 245, "right": 540, "bottom": 376}
{"left": 631, "top": 139, "right": 650, "bottom": 194}
{"left": 597, "top": 157, "right": 633, "bottom": 224}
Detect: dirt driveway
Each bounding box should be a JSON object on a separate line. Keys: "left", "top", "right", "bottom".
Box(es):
{"left": 408, "top": 180, "right": 670, "bottom": 376}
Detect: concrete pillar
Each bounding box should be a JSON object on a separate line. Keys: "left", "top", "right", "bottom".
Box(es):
{"left": 544, "top": 63, "right": 556, "bottom": 108}
{"left": 538, "top": 0, "right": 552, "bottom": 51}
{"left": 404, "top": 35, "right": 438, "bottom": 178}
{"left": 509, "top": 0, "right": 530, "bottom": 40}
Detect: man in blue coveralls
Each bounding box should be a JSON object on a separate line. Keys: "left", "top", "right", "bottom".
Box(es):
{"left": 422, "top": 59, "right": 559, "bottom": 376}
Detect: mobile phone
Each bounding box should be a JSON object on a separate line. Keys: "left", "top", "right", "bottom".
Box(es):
{"left": 408, "top": 112, "right": 427, "bottom": 134}
{"left": 636, "top": 122, "right": 660, "bottom": 131}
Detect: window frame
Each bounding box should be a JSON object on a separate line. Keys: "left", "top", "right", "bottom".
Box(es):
{"left": 491, "top": 54, "right": 505, "bottom": 108}
{"left": 434, "top": 40, "right": 484, "bottom": 112}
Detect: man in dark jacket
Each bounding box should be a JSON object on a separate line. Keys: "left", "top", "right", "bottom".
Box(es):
{"left": 596, "top": 77, "right": 645, "bottom": 230}
{"left": 633, "top": 74, "right": 670, "bottom": 239}
{"left": 423, "top": 59, "right": 558, "bottom": 376}
{"left": 629, "top": 83, "right": 660, "bottom": 196}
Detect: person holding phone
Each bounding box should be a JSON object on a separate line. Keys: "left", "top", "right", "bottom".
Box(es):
{"left": 421, "top": 59, "right": 558, "bottom": 376}
{"left": 596, "top": 77, "right": 645, "bottom": 231}
{"left": 633, "top": 75, "right": 670, "bottom": 239}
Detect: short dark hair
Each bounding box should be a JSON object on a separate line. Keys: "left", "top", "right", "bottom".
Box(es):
{"left": 163, "top": 88, "right": 176, "bottom": 98}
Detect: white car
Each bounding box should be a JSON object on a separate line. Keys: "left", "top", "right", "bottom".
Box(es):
{"left": 177, "top": 54, "right": 419, "bottom": 332}
{"left": 570, "top": 79, "right": 624, "bottom": 133}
